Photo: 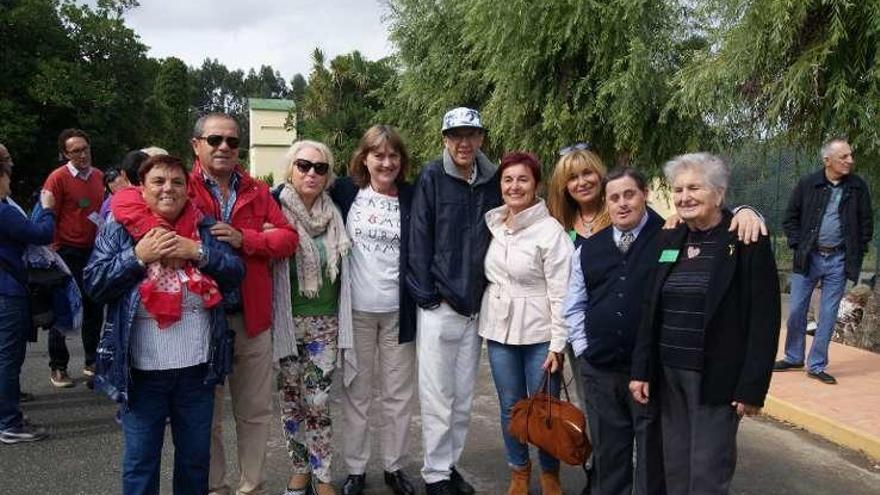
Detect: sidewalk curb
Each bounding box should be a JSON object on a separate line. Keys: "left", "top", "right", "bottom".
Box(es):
{"left": 763, "top": 395, "right": 880, "bottom": 461}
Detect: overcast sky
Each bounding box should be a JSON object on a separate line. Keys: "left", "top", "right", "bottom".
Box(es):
{"left": 122, "top": 0, "right": 394, "bottom": 81}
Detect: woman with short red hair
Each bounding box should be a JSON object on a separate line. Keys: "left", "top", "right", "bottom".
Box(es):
{"left": 479, "top": 152, "right": 573, "bottom": 495}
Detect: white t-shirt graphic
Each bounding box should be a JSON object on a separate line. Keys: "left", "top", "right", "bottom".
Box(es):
{"left": 347, "top": 186, "right": 401, "bottom": 312}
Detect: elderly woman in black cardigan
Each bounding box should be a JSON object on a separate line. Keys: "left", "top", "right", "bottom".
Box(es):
{"left": 629, "top": 152, "right": 780, "bottom": 495}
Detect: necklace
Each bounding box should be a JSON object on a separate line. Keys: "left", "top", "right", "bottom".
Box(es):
{"left": 578, "top": 209, "right": 597, "bottom": 234}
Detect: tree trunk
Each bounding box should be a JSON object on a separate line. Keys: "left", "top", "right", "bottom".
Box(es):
{"left": 852, "top": 282, "right": 880, "bottom": 352}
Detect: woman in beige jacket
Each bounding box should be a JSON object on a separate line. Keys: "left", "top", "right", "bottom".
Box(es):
{"left": 478, "top": 152, "right": 574, "bottom": 495}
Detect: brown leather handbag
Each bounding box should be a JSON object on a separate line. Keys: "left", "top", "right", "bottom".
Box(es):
{"left": 508, "top": 371, "right": 591, "bottom": 465}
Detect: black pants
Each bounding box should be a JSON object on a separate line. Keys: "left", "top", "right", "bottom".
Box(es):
{"left": 660, "top": 366, "right": 740, "bottom": 495}
{"left": 48, "top": 245, "right": 101, "bottom": 371}
{"left": 579, "top": 359, "right": 665, "bottom": 495}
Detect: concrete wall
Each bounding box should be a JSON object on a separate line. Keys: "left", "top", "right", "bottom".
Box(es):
{"left": 248, "top": 106, "right": 295, "bottom": 184}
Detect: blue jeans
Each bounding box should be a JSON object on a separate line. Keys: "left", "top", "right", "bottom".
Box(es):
{"left": 0, "top": 295, "right": 29, "bottom": 430}
{"left": 785, "top": 251, "right": 847, "bottom": 373}
{"left": 487, "top": 340, "right": 560, "bottom": 472}
{"left": 122, "top": 364, "right": 214, "bottom": 495}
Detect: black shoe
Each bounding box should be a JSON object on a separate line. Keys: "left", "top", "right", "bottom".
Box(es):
{"left": 773, "top": 360, "right": 804, "bottom": 372}
{"left": 342, "top": 474, "right": 365, "bottom": 495}
{"left": 19, "top": 391, "right": 35, "bottom": 403}
{"left": 384, "top": 470, "right": 415, "bottom": 495}
{"left": 807, "top": 370, "right": 837, "bottom": 384}
{"left": 449, "top": 467, "right": 475, "bottom": 495}
{"left": 424, "top": 480, "right": 455, "bottom": 495}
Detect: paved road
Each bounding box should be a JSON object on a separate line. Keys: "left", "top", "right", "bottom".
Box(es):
{"left": 4, "top": 334, "right": 880, "bottom": 494}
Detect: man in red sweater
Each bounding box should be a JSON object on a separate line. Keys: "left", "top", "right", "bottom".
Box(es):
{"left": 42, "top": 129, "right": 104, "bottom": 388}
{"left": 190, "top": 113, "right": 299, "bottom": 495}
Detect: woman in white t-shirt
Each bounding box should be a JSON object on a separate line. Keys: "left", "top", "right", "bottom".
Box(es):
{"left": 329, "top": 125, "right": 417, "bottom": 495}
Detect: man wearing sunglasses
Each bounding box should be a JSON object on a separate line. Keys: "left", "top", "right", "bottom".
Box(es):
{"left": 187, "top": 113, "right": 299, "bottom": 495}
{"left": 407, "top": 107, "right": 501, "bottom": 495}
{"left": 42, "top": 128, "right": 104, "bottom": 389}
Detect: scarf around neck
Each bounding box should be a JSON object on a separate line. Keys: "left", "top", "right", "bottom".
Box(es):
{"left": 111, "top": 188, "right": 222, "bottom": 328}
{"left": 278, "top": 184, "right": 350, "bottom": 298}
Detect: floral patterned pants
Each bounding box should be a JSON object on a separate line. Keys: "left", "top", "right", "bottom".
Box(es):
{"left": 277, "top": 315, "right": 338, "bottom": 483}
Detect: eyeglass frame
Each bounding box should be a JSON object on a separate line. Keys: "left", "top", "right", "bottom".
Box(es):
{"left": 196, "top": 135, "right": 241, "bottom": 149}
{"left": 293, "top": 158, "right": 330, "bottom": 176}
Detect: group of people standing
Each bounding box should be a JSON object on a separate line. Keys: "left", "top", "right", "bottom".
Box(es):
{"left": 0, "top": 105, "right": 872, "bottom": 495}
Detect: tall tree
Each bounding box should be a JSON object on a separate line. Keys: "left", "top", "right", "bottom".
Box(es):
{"left": 672, "top": 0, "right": 880, "bottom": 340}
{"left": 147, "top": 56, "right": 192, "bottom": 157}
{"left": 673, "top": 0, "right": 880, "bottom": 185}
{"left": 300, "top": 49, "right": 396, "bottom": 170}
{"left": 384, "top": 0, "right": 712, "bottom": 170}
{"left": 0, "top": 0, "right": 153, "bottom": 199}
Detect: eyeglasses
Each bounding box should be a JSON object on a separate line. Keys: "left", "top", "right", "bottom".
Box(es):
{"left": 294, "top": 158, "right": 330, "bottom": 176}
{"left": 558, "top": 142, "right": 593, "bottom": 156}
{"left": 66, "top": 146, "right": 90, "bottom": 155}
{"left": 197, "top": 135, "right": 241, "bottom": 149}
{"left": 444, "top": 129, "right": 483, "bottom": 141}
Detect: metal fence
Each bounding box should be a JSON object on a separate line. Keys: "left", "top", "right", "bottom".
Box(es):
{"left": 722, "top": 145, "right": 879, "bottom": 279}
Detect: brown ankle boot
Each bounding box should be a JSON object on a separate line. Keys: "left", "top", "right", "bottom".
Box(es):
{"left": 539, "top": 469, "right": 561, "bottom": 495}
{"left": 507, "top": 462, "right": 531, "bottom": 495}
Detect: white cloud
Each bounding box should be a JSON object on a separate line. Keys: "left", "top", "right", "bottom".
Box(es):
{"left": 122, "top": 0, "right": 393, "bottom": 81}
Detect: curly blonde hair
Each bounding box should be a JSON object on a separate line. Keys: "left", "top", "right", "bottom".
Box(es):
{"left": 546, "top": 149, "right": 610, "bottom": 232}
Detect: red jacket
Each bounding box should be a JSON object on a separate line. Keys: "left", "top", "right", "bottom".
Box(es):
{"left": 189, "top": 162, "right": 298, "bottom": 336}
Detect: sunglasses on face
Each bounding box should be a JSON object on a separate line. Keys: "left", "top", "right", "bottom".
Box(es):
{"left": 294, "top": 158, "right": 330, "bottom": 176}
{"left": 197, "top": 135, "right": 241, "bottom": 149}
{"left": 558, "top": 142, "right": 593, "bottom": 156}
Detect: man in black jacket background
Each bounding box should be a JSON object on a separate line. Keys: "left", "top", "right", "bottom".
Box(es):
{"left": 776, "top": 137, "right": 874, "bottom": 384}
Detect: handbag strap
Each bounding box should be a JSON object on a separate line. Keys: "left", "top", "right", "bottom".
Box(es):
{"left": 538, "top": 367, "right": 572, "bottom": 402}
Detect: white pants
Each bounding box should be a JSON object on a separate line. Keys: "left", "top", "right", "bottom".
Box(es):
{"left": 342, "top": 310, "right": 416, "bottom": 474}
{"left": 417, "top": 303, "right": 482, "bottom": 483}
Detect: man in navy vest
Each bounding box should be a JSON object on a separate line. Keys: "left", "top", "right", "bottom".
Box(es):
{"left": 565, "top": 167, "right": 766, "bottom": 495}
{"left": 564, "top": 168, "right": 665, "bottom": 495}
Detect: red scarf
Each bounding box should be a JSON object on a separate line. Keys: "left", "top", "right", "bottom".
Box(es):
{"left": 111, "top": 187, "right": 222, "bottom": 328}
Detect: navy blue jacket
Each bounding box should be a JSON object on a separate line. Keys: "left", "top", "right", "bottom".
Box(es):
{"left": 330, "top": 176, "right": 417, "bottom": 343}
{"left": 579, "top": 209, "right": 663, "bottom": 370}
{"left": 406, "top": 158, "right": 501, "bottom": 316}
{"left": 84, "top": 216, "right": 244, "bottom": 407}
{"left": 782, "top": 169, "right": 873, "bottom": 282}
{"left": 0, "top": 200, "right": 54, "bottom": 296}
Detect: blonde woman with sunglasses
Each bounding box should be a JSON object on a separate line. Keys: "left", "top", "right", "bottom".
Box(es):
{"left": 272, "top": 140, "right": 351, "bottom": 495}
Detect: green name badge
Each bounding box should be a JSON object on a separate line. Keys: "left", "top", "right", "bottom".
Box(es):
{"left": 78, "top": 197, "right": 91, "bottom": 208}
{"left": 659, "top": 249, "right": 679, "bottom": 263}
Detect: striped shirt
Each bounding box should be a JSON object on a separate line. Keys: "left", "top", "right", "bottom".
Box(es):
{"left": 659, "top": 226, "right": 724, "bottom": 370}
{"left": 130, "top": 284, "right": 211, "bottom": 371}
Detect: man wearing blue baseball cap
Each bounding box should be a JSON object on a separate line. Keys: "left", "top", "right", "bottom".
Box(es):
{"left": 407, "top": 107, "right": 500, "bottom": 495}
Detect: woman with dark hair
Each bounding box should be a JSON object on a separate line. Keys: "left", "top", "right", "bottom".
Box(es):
{"left": 331, "top": 125, "right": 417, "bottom": 495}
{"left": 85, "top": 154, "right": 243, "bottom": 495}
{"left": 480, "top": 152, "right": 573, "bottom": 495}
{"left": 0, "top": 144, "right": 55, "bottom": 444}
{"left": 99, "top": 167, "right": 131, "bottom": 219}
